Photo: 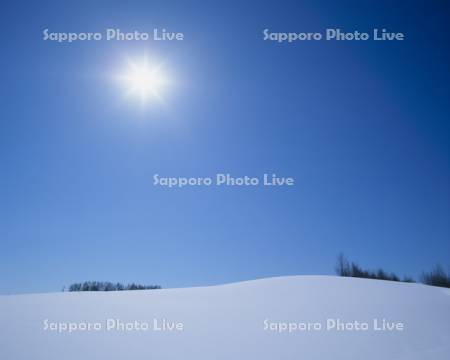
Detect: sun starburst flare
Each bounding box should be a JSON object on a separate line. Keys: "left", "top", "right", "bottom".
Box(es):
{"left": 117, "top": 57, "right": 170, "bottom": 105}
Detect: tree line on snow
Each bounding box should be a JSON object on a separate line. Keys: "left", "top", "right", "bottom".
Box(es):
{"left": 336, "top": 253, "right": 450, "bottom": 288}
{"left": 67, "top": 281, "right": 161, "bottom": 292}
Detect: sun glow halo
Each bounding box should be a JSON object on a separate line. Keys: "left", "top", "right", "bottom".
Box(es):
{"left": 118, "top": 57, "right": 169, "bottom": 104}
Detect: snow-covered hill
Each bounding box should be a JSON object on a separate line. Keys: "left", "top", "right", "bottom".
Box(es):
{"left": 1, "top": 276, "right": 449, "bottom": 359}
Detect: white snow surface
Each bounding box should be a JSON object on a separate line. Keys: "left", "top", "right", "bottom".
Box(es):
{"left": 1, "top": 275, "right": 449, "bottom": 359}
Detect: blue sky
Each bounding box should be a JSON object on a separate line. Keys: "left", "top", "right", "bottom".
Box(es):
{"left": 1, "top": 0, "right": 449, "bottom": 294}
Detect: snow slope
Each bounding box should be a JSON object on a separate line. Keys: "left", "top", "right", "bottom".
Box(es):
{"left": 1, "top": 276, "right": 449, "bottom": 359}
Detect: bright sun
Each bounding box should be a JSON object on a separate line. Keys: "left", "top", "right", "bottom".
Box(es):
{"left": 118, "top": 57, "right": 169, "bottom": 104}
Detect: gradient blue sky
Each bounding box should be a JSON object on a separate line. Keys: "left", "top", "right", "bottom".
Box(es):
{"left": 1, "top": 0, "right": 449, "bottom": 294}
